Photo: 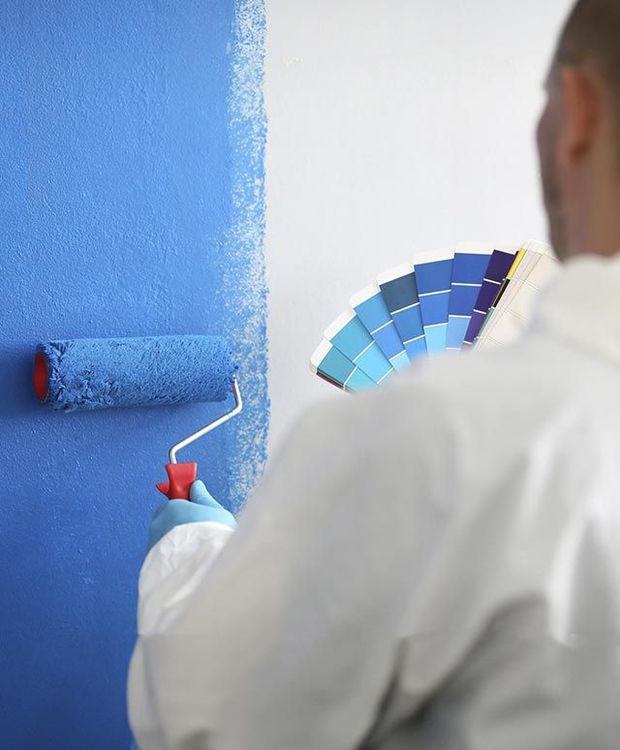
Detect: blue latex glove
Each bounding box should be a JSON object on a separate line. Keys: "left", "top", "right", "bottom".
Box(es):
{"left": 147, "top": 480, "right": 237, "bottom": 553}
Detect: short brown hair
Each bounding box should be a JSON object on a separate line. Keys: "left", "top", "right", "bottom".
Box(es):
{"left": 557, "top": 0, "right": 620, "bottom": 85}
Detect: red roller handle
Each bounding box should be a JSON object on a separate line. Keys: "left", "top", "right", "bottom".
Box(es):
{"left": 156, "top": 462, "right": 198, "bottom": 501}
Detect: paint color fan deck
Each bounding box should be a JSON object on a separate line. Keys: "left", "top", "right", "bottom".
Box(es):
{"left": 310, "top": 241, "right": 559, "bottom": 392}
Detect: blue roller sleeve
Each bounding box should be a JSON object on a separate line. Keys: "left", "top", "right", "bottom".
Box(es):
{"left": 35, "top": 335, "right": 236, "bottom": 412}
{"left": 147, "top": 480, "right": 237, "bottom": 552}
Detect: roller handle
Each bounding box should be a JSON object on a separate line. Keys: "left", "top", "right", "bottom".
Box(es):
{"left": 156, "top": 462, "right": 198, "bottom": 501}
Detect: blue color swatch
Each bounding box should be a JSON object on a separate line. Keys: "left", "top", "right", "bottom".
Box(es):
{"left": 311, "top": 342, "right": 375, "bottom": 392}
{"left": 327, "top": 314, "right": 394, "bottom": 384}
{"left": 379, "top": 269, "right": 427, "bottom": 362}
{"left": 352, "top": 288, "right": 409, "bottom": 371}
{"left": 464, "top": 250, "right": 516, "bottom": 346}
{"left": 415, "top": 256, "right": 454, "bottom": 354}
{"left": 446, "top": 252, "right": 492, "bottom": 350}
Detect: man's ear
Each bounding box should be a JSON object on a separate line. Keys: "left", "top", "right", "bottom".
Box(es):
{"left": 557, "top": 65, "right": 601, "bottom": 165}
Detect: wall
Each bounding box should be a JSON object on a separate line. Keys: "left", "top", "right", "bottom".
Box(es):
{"left": 0, "top": 1, "right": 267, "bottom": 747}
{"left": 265, "top": 0, "right": 575, "bottom": 450}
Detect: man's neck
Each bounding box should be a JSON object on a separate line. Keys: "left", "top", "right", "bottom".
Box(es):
{"left": 566, "top": 184, "right": 620, "bottom": 259}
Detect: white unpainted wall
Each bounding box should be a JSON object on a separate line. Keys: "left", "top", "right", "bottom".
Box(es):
{"left": 265, "top": 0, "right": 575, "bottom": 451}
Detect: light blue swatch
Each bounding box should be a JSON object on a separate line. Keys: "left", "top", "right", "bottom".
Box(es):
{"left": 329, "top": 315, "right": 394, "bottom": 384}
{"left": 315, "top": 345, "right": 375, "bottom": 392}
{"left": 446, "top": 315, "right": 471, "bottom": 350}
{"left": 352, "top": 290, "right": 409, "bottom": 371}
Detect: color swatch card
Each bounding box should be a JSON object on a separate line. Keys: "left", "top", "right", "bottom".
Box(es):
{"left": 377, "top": 264, "right": 427, "bottom": 362}
{"left": 446, "top": 243, "right": 494, "bottom": 350}
{"left": 463, "top": 249, "right": 517, "bottom": 346}
{"left": 325, "top": 310, "right": 395, "bottom": 384}
{"left": 477, "top": 242, "right": 559, "bottom": 350}
{"left": 414, "top": 250, "right": 454, "bottom": 354}
{"left": 476, "top": 240, "right": 552, "bottom": 341}
{"left": 520, "top": 239, "right": 556, "bottom": 258}
{"left": 311, "top": 239, "right": 554, "bottom": 395}
{"left": 478, "top": 247, "right": 529, "bottom": 335}
{"left": 310, "top": 340, "right": 375, "bottom": 393}
{"left": 351, "top": 284, "right": 410, "bottom": 371}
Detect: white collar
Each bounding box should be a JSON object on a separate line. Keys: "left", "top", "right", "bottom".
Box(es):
{"left": 532, "top": 252, "right": 620, "bottom": 367}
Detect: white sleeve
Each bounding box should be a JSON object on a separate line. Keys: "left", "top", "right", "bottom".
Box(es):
{"left": 128, "top": 390, "right": 454, "bottom": 750}
{"left": 128, "top": 521, "right": 235, "bottom": 747}
{"left": 135, "top": 522, "right": 235, "bottom": 636}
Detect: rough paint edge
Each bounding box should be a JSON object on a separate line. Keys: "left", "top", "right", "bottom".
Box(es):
{"left": 222, "top": 0, "right": 270, "bottom": 513}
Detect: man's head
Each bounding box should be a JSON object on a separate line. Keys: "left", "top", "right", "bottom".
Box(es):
{"left": 538, "top": 0, "right": 620, "bottom": 260}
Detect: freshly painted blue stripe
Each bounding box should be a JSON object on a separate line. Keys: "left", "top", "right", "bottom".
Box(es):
{"left": 224, "top": 0, "right": 269, "bottom": 513}
{"left": 0, "top": 1, "right": 268, "bottom": 747}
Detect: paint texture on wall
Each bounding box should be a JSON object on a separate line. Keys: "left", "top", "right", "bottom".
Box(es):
{"left": 0, "top": 1, "right": 268, "bottom": 747}
{"left": 224, "top": 0, "right": 269, "bottom": 510}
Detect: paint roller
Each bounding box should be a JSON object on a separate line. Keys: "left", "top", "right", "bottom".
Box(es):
{"left": 33, "top": 335, "right": 242, "bottom": 500}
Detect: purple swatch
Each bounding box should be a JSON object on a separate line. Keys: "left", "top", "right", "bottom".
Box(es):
{"left": 463, "top": 250, "right": 516, "bottom": 345}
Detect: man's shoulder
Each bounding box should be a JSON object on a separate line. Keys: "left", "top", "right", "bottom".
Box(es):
{"left": 388, "top": 334, "right": 580, "bottom": 421}
{"left": 329, "top": 333, "right": 587, "bottom": 465}
{"left": 377, "top": 341, "right": 539, "bottom": 422}
{"left": 299, "top": 331, "right": 588, "bottom": 481}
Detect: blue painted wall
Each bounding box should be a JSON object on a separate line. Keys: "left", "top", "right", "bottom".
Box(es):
{"left": 0, "top": 1, "right": 268, "bottom": 747}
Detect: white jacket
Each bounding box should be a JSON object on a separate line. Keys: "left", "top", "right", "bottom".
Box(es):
{"left": 128, "top": 253, "right": 620, "bottom": 750}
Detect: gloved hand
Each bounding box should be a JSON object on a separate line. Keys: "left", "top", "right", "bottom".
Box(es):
{"left": 147, "top": 480, "right": 237, "bottom": 552}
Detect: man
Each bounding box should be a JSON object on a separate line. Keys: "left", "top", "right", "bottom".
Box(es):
{"left": 128, "top": 1, "right": 620, "bottom": 747}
